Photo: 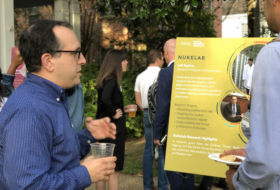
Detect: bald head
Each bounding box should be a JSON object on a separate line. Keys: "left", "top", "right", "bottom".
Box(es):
{"left": 164, "top": 39, "right": 176, "bottom": 64}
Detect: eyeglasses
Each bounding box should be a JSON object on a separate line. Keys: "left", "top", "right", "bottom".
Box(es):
{"left": 48, "top": 50, "right": 81, "bottom": 59}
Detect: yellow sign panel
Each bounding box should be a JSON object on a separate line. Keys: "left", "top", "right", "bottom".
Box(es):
{"left": 165, "top": 38, "right": 272, "bottom": 178}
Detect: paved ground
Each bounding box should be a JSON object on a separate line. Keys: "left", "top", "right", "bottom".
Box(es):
{"left": 85, "top": 136, "right": 224, "bottom": 190}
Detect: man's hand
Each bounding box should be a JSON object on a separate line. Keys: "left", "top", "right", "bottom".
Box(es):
{"left": 86, "top": 117, "right": 116, "bottom": 140}
{"left": 154, "top": 139, "right": 162, "bottom": 146}
{"left": 224, "top": 149, "right": 246, "bottom": 157}
{"left": 241, "top": 113, "right": 244, "bottom": 118}
{"left": 81, "top": 156, "right": 117, "bottom": 183}
{"left": 224, "top": 149, "right": 246, "bottom": 169}
{"left": 226, "top": 168, "right": 237, "bottom": 190}
{"left": 7, "top": 50, "right": 23, "bottom": 75}
{"left": 124, "top": 106, "right": 129, "bottom": 113}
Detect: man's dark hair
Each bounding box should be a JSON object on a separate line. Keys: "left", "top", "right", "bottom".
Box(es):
{"left": 248, "top": 58, "right": 253, "bottom": 62}
{"left": 147, "top": 50, "right": 162, "bottom": 64}
{"left": 19, "top": 19, "right": 73, "bottom": 73}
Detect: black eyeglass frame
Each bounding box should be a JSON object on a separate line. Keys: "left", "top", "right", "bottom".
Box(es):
{"left": 48, "top": 50, "right": 81, "bottom": 59}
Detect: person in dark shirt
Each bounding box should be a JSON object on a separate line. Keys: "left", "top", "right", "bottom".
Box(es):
{"left": 95, "top": 49, "right": 128, "bottom": 190}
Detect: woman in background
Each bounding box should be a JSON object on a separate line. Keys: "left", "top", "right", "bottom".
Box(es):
{"left": 0, "top": 50, "right": 23, "bottom": 111}
{"left": 95, "top": 49, "right": 128, "bottom": 190}
{"left": 0, "top": 68, "right": 11, "bottom": 111}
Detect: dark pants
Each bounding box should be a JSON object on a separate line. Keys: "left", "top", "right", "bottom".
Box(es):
{"left": 162, "top": 144, "right": 194, "bottom": 190}
{"left": 246, "top": 88, "right": 250, "bottom": 95}
{"left": 199, "top": 176, "right": 213, "bottom": 189}
{"left": 199, "top": 176, "right": 227, "bottom": 189}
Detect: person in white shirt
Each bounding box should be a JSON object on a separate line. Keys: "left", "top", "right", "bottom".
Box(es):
{"left": 134, "top": 50, "right": 168, "bottom": 190}
{"left": 242, "top": 58, "right": 254, "bottom": 95}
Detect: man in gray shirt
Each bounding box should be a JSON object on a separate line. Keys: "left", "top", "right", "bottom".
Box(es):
{"left": 225, "top": 1, "right": 280, "bottom": 189}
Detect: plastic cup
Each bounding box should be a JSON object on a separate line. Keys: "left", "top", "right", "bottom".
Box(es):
{"left": 126, "top": 104, "right": 137, "bottom": 118}
{"left": 129, "top": 111, "right": 136, "bottom": 117}
{"left": 90, "top": 143, "right": 116, "bottom": 159}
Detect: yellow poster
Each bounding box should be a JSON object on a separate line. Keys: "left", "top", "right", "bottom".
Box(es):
{"left": 165, "top": 38, "right": 272, "bottom": 178}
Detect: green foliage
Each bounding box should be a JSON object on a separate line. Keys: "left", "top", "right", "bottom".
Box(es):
{"left": 96, "top": 0, "right": 217, "bottom": 51}
{"left": 80, "top": 64, "right": 99, "bottom": 120}
{"left": 122, "top": 148, "right": 158, "bottom": 176}
{"left": 260, "top": 25, "right": 278, "bottom": 38}
{"left": 81, "top": 63, "right": 144, "bottom": 138}
{"left": 122, "top": 149, "right": 145, "bottom": 175}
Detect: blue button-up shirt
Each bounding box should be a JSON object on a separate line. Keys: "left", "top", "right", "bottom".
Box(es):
{"left": 0, "top": 73, "right": 96, "bottom": 190}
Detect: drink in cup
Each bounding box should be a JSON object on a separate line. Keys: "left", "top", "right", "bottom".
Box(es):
{"left": 129, "top": 110, "right": 136, "bottom": 117}
{"left": 90, "top": 143, "right": 115, "bottom": 177}
{"left": 90, "top": 143, "right": 115, "bottom": 159}
{"left": 126, "top": 104, "right": 137, "bottom": 118}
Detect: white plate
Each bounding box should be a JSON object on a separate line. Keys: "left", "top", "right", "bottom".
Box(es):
{"left": 208, "top": 153, "right": 245, "bottom": 165}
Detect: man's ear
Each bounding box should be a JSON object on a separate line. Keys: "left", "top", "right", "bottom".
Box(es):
{"left": 273, "top": 0, "right": 280, "bottom": 6}
{"left": 41, "top": 53, "right": 54, "bottom": 72}
{"left": 155, "top": 57, "right": 160, "bottom": 65}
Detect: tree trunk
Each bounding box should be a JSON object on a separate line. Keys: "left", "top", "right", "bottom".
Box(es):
{"left": 247, "top": 0, "right": 260, "bottom": 37}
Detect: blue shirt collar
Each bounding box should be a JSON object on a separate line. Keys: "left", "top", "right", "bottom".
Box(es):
{"left": 25, "top": 73, "right": 66, "bottom": 101}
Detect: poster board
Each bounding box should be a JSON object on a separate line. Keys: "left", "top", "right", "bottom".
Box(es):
{"left": 165, "top": 38, "right": 272, "bottom": 177}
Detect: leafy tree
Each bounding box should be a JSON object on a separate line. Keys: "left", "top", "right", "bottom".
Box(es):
{"left": 81, "top": 0, "right": 218, "bottom": 138}
{"left": 96, "top": 0, "right": 217, "bottom": 51}
{"left": 80, "top": 0, "right": 103, "bottom": 60}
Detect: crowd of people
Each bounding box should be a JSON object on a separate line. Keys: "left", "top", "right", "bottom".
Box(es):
{"left": 1, "top": 0, "right": 280, "bottom": 189}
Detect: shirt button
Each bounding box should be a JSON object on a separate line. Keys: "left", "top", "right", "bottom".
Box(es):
{"left": 61, "top": 90, "right": 63, "bottom": 93}
{"left": 88, "top": 140, "right": 91, "bottom": 144}
{"left": 56, "top": 98, "right": 60, "bottom": 102}
{"left": 72, "top": 124, "right": 74, "bottom": 128}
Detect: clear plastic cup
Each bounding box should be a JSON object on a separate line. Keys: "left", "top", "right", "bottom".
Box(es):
{"left": 126, "top": 104, "right": 137, "bottom": 118}
{"left": 90, "top": 143, "right": 115, "bottom": 159}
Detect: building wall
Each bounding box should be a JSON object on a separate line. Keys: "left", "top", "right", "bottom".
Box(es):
{"left": 222, "top": 13, "right": 269, "bottom": 38}
{"left": 212, "top": 0, "right": 223, "bottom": 37}
{"left": 222, "top": 14, "right": 247, "bottom": 38}
{"left": 0, "top": 0, "right": 15, "bottom": 73}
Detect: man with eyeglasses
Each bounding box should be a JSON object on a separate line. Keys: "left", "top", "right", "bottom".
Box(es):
{"left": 222, "top": 96, "right": 244, "bottom": 123}
{"left": 225, "top": 0, "right": 280, "bottom": 189}
{"left": 0, "top": 20, "right": 117, "bottom": 189}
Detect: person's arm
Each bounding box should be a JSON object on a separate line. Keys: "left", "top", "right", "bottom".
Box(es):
{"left": 1, "top": 50, "right": 23, "bottom": 92}
{"left": 231, "top": 46, "right": 280, "bottom": 189}
{"left": 135, "top": 91, "right": 144, "bottom": 112}
{"left": 3, "top": 107, "right": 92, "bottom": 190}
{"left": 153, "top": 70, "right": 170, "bottom": 142}
{"left": 6, "top": 50, "right": 23, "bottom": 75}
{"left": 1, "top": 74, "right": 15, "bottom": 93}
{"left": 134, "top": 76, "right": 144, "bottom": 112}
{"left": 223, "top": 104, "right": 232, "bottom": 118}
